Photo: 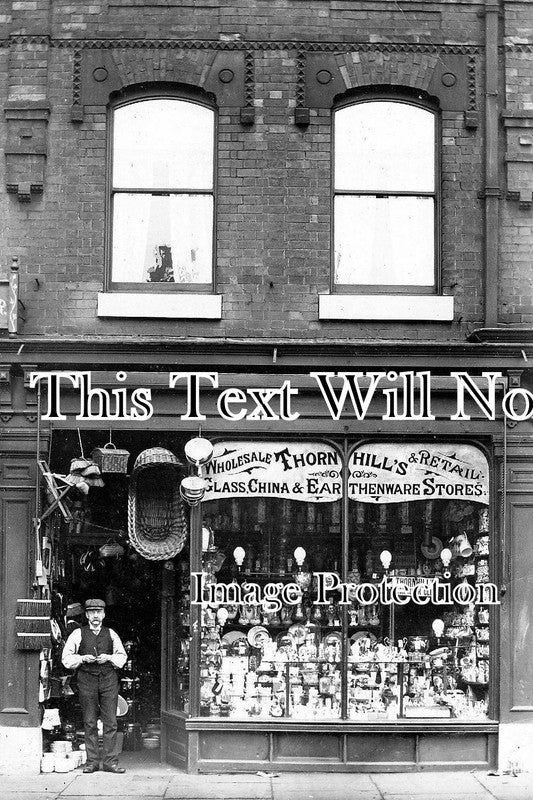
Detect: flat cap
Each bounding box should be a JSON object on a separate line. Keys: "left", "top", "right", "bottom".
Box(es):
{"left": 85, "top": 598, "right": 106, "bottom": 610}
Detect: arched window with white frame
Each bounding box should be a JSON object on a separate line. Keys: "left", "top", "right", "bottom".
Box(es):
{"left": 333, "top": 97, "right": 438, "bottom": 294}
{"left": 109, "top": 95, "right": 215, "bottom": 291}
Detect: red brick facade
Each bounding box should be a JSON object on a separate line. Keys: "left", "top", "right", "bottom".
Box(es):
{"left": 0, "top": 0, "right": 529, "bottom": 339}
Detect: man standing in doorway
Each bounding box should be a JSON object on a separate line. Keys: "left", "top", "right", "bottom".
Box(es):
{"left": 62, "top": 598, "right": 127, "bottom": 774}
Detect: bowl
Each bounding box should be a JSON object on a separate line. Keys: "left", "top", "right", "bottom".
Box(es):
{"left": 54, "top": 756, "right": 73, "bottom": 773}
{"left": 146, "top": 724, "right": 161, "bottom": 734}
{"left": 51, "top": 741, "right": 72, "bottom": 753}
{"left": 143, "top": 737, "right": 160, "bottom": 750}
{"left": 41, "top": 754, "right": 55, "bottom": 774}
{"left": 68, "top": 751, "right": 83, "bottom": 767}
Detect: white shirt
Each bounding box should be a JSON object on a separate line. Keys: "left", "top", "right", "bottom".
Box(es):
{"left": 61, "top": 626, "right": 127, "bottom": 671}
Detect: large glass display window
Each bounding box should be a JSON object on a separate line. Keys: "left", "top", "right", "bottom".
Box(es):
{"left": 199, "top": 495, "right": 343, "bottom": 719}
{"left": 197, "top": 441, "right": 343, "bottom": 720}
{"left": 347, "top": 443, "right": 491, "bottom": 721}
{"left": 187, "top": 440, "right": 494, "bottom": 723}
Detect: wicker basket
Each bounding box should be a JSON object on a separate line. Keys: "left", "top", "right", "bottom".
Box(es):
{"left": 99, "top": 542, "right": 125, "bottom": 558}
{"left": 128, "top": 448, "right": 187, "bottom": 560}
{"left": 91, "top": 443, "right": 130, "bottom": 474}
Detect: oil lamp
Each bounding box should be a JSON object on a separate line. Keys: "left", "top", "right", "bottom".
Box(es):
{"left": 379, "top": 549, "right": 392, "bottom": 573}
{"left": 440, "top": 548, "right": 453, "bottom": 578}
{"left": 216, "top": 607, "right": 229, "bottom": 627}
{"left": 293, "top": 547, "right": 311, "bottom": 590}
{"left": 432, "top": 618, "right": 445, "bottom": 644}
{"left": 233, "top": 546, "right": 246, "bottom": 570}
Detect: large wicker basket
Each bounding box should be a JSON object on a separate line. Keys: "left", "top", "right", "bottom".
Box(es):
{"left": 128, "top": 447, "right": 188, "bottom": 560}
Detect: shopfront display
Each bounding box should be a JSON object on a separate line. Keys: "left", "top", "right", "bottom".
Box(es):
{"left": 36, "top": 433, "right": 498, "bottom": 773}
{"left": 191, "top": 440, "right": 492, "bottom": 727}
{"left": 158, "top": 438, "right": 496, "bottom": 772}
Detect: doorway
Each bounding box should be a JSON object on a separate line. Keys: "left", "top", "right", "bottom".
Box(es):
{"left": 46, "top": 431, "right": 188, "bottom": 763}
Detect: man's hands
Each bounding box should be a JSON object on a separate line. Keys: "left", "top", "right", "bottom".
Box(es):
{"left": 81, "top": 653, "right": 112, "bottom": 664}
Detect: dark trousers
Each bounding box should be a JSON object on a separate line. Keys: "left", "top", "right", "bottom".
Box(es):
{"left": 77, "top": 669, "right": 119, "bottom": 767}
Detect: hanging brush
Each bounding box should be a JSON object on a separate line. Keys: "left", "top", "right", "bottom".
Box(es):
{"left": 16, "top": 632, "right": 52, "bottom": 650}
{"left": 15, "top": 599, "right": 52, "bottom": 650}
{"left": 15, "top": 616, "right": 51, "bottom": 634}
{"left": 16, "top": 598, "right": 51, "bottom": 617}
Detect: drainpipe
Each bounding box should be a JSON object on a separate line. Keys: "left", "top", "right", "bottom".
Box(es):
{"left": 483, "top": 0, "right": 501, "bottom": 327}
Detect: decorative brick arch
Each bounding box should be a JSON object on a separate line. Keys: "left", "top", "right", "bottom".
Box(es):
{"left": 111, "top": 48, "right": 216, "bottom": 92}
{"left": 335, "top": 50, "right": 440, "bottom": 94}
{"left": 78, "top": 46, "right": 245, "bottom": 119}
{"left": 304, "top": 47, "right": 472, "bottom": 118}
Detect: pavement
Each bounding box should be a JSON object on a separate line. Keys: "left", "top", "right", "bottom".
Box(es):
{"left": 1, "top": 753, "right": 533, "bottom": 800}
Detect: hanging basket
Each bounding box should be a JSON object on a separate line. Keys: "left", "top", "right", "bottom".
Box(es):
{"left": 91, "top": 442, "right": 130, "bottom": 474}
{"left": 99, "top": 542, "right": 125, "bottom": 558}
{"left": 128, "top": 448, "right": 187, "bottom": 561}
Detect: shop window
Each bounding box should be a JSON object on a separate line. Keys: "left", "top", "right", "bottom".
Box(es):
{"left": 98, "top": 95, "right": 221, "bottom": 319}
{"left": 200, "top": 496, "right": 343, "bottom": 720}
{"left": 193, "top": 440, "right": 492, "bottom": 722}
{"left": 320, "top": 96, "right": 453, "bottom": 321}
{"left": 347, "top": 442, "right": 491, "bottom": 722}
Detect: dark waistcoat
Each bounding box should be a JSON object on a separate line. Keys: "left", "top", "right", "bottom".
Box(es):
{"left": 78, "top": 626, "right": 115, "bottom": 675}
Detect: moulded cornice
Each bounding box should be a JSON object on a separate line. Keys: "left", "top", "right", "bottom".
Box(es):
{"left": 0, "top": 337, "right": 531, "bottom": 372}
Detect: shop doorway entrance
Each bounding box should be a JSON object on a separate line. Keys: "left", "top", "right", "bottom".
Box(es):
{"left": 46, "top": 431, "right": 189, "bottom": 766}
{"left": 61, "top": 503, "right": 163, "bottom": 760}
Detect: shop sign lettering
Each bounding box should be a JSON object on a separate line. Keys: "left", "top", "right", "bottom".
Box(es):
{"left": 203, "top": 441, "right": 342, "bottom": 503}
{"left": 348, "top": 443, "right": 489, "bottom": 504}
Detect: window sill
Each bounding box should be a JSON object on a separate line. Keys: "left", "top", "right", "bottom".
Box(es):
{"left": 97, "top": 292, "right": 222, "bottom": 319}
{"left": 319, "top": 294, "right": 454, "bottom": 322}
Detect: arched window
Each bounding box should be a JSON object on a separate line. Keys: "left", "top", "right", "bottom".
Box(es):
{"left": 109, "top": 96, "right": 215, "bottom": 290}
{"left": 333, "top": 98, "right": 438, "bottom": 294}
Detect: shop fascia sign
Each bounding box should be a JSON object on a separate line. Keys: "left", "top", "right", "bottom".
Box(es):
{"left": 200, "top": 442, "right": 490, "bottom": 505}
{"left": 348, "top": 443, "right": 489, "bottom": 505}
{"left": 202, "top": 441, "right": 342, "bottom": 503}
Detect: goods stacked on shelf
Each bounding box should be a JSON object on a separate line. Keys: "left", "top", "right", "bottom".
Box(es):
{"left": 196, "top": 498, "right": 491, "bottom": 721}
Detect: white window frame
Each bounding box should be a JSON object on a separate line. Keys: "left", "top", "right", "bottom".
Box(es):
{"left": 98, "top": 91, "right": 221, "bottom": 320}
{"left": 320, "top": 94, "right": 453, "bottom": 322}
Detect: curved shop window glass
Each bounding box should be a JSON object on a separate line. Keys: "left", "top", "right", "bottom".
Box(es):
{"left": 200, "top": 442, "right": 343, "bottom": 720}
{"left": 347, "top": 443, "right": 491, "bottom": 721}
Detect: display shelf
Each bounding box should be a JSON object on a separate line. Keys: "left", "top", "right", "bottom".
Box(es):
{"left": 198, "top": 647, "right": 488, "bottom": 721}
{"left": 193, "top": 495, "right": 493, "bottom": 726}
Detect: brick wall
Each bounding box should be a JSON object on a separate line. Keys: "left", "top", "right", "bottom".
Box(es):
{"left": 501, "top": 4, "right": 533, "bottom": 324}
{"left": 0, "top": 0, "right": 530, "bottom": 340}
